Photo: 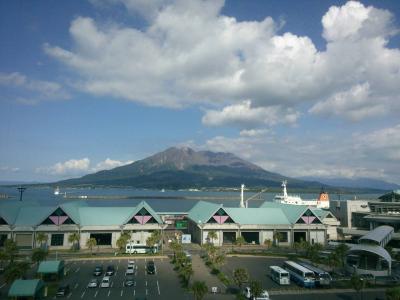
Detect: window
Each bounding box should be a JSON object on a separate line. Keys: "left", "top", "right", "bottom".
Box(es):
{"left": 278, "top": 231, "right": 288, "bottom": 243}
{"left": 51, "top": 234, "right": 64, "bottom": 246}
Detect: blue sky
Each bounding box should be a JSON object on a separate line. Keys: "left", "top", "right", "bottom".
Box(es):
{"left": 1, "top": 0, "right": 400, "bottom": 184}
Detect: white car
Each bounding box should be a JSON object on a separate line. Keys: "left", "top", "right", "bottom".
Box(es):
{"left": 125, "top": 265, "right": 136, "bottom": 276}
{"left": 100, "top": 276, "right": 111, "bottom": 288}
{"left": 87, "top": 279, "right": 99, "bottom": 288}
{"left": 243, "top": 287, "right": 270, "bottom": 300}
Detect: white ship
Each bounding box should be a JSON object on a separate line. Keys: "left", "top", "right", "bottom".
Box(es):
{"left": 54, "top": 186, "right": 61, "bottom": 196}
{"left": 274, "top": 180, "right": 329, "bottom": 209}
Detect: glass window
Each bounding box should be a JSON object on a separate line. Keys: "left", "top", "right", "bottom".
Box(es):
{"left": 51, "top": 234, "right": 64, "bottom": 246}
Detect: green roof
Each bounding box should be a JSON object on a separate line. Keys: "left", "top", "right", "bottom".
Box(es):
{"left": 260, "top": 202, "right": 323, "bottom": 224}
{"left": 188, "top": 201, "right": 222, "bottom": 223}
{"left": 37, "top": 260, "right": 64, "bottom": 273}
{"left": 8, "top": 279, "right": 44, "bottom": 297}
{"left": 15, "top": 206, "right": 55, "bottom": 226}
{"left": 225, "top": 207, "right": 289, "bottom": 225}
{"left": 78, "top": 207, "right": 135, "bottom": 226}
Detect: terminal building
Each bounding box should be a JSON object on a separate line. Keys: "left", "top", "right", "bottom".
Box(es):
{"left": 0, "top": 197, "right": 339, "bottom": 250}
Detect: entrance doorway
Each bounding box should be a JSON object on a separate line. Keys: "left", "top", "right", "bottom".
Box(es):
{"left": 294, "top": 231, "right": 307, "bottom": 243}
{"left": 241, "top": 232, "right": 259, "bottom": 244}
{"left": 90, "top": 233, "right": 112, "bottom": 246}
{"left": 223, "top": 232, "right": 236, "bottom": 244}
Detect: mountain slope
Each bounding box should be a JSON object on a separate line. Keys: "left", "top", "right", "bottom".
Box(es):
{"left": 299, "top": 176, "right": 400, "bottom": 190}
{"left": 56, "top": 147, "right": 321, "bottom": 189}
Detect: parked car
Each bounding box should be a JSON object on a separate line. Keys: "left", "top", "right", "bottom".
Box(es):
{"left": 101, "top": 276, "right": 111, "bottom": 288}
{"left": 124, "top": 275, "right": 135, "bottom": 287}
{"left": 87, "top": 279, "right": 99, "bottom": 288}
{"left": 243, "top": 287, "right": 270, "bottom": 300}
{"left": 93, "top": 266, "right": 103, "bottom": 276}
{"left": 56, "top": 285, "right": 70, "bottom": 297}
{"left": 146, "top": 261, "right": 156, "bottom": 275}
{"left": 125, "top": 265, "right": 136, "bottom": 275}
{"left": 106, "top": 265, "right": 115, "bottom": 276}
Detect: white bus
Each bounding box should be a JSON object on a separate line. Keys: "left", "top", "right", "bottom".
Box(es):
{"left": 125, "top": 243, "right": 157, "bottom": 254}
{"left": 298, "top": 262, "right": 332, "bottom": 286}
{"left": 269, "top": 266, "right": 290, "bottom": 285}
{"left": 283, "top": 261, "right": 315, "bottom": 288}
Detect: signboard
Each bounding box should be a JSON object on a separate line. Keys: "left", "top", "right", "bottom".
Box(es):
{"left": 181, "top": 234, "right": 191, "bottom": 244}
{"left": 175, "top": 220, "right": 188, "bottom": 229}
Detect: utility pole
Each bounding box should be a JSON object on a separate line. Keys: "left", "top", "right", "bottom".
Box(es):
{"left": 17, "top": 186, "right": 26, "bottom": 201}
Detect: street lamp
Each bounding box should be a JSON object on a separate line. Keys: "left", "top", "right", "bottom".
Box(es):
{"left": 198, "top": 220, "right": 203, "bottom": 246}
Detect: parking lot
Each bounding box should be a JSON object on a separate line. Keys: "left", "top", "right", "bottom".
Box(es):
{"left": 221, "top": 256, "right": 293, "bottom": 291}
{"left": 59, "top": 257, "right": 191, "bottom": 300}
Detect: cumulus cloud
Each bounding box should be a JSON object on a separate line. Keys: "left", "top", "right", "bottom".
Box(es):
{"left": 43, "top": 0, "right": 400, "bottom": 123}
{"left": 36, "top": 157, "right": 134, "bottom": 177}
{"left": 0, "top": 72, "right": 70, "bottom": 104}
{"left": 92, "top": 158, "right": 134, "bottom": 172}
{"left": 199, "top": 124, "right": 400, "bottom": 183}
{"left": 202, "top": 100, "right": 300, "bottom": 128}
{"left": 0, "top": 166, "right": 20, "bottom": 172}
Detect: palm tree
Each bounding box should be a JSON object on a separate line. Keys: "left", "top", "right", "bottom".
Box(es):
{"left": 191, "top": 281, "right": 208, "bottom": 300}
{"left": 4, "top": 262, "right": 29, "bottom": 283}
{"left": 235, "top": 236, "right": 245, "bottom": 248}
{"left": 273, "top": 231, "right": 282, "bottom": 247}
{"left": 350, "top": 273, "right": 364, "bottom": 300}
{"left": 264, "top": 239, "right": 272, "bottom": 249}
{"left": 207, "top": 231, "right": 218, "bottom": 245}
{"left": 386, "top": 286, "right": 400, "bottom": 300}
{"left": 3, "top": 239, "right": 18, "bottom": 263}
{"left": 68, "top": 232, "right": 80, "bottom": 250}
{"left": 35, "top": 232, "right": 48, "bottom": 248}
{"left": 214, "top": 252, "right": 226, "bottom": 269}
{"left": 249, "top": 280, "right": 263, "bottom": 299}
{"left": 233, "top": 268, "right": 249, "bottom": 291}
{"left": 86, "top": 237, "right": 97, "bottom": 255}
{"left": 31, "top": 248, "right": 48, "bottom": 264}
{"left": 335, "top": 243, "right": 350, "bottom": 268}
{"left": 179, "top": 264, "right": 194, "bottom": 287}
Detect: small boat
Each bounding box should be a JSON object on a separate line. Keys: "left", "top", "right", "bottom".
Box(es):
{"left": 54, "top": 187, "right": 61, "bottom": 195}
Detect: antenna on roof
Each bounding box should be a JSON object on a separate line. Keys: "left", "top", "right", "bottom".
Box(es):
{"left": 17, "top": 186, "right": 26, "bottom": 201}
{"left": 240, "top": 184, "right": 245, "bottom": 208}
{"left": 240, "top": 185, "right": 268, "bottom": 208}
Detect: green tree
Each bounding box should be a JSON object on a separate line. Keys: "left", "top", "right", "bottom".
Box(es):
{"left": 86, "top": 237, "right": 97, "bottom": 255}
{"left": 273, "top": 231, "right": 283, "bottom": 247}
{"left": 350, "top": 273, "right": 364, "bottom": 300}
{"left": 264, "top": 239, "right": 272, "bottom": 249}
{"left": 233, "top": 268, "right": 249, "bottom": 290}
{"left": 179, "top": 264, "right": 194, "bottom": 287}
{"left": 327, "top": 251, "right": 340, "bottom": 274}
{"left": 116, "top": 232, "right": 131, "bottom": 251}
{"left": 214, "top": 252, "right": 226, "bottom": 269}
{"left": 146, "top": 230, "right": 161, "bottom": 251}
{"left": 31, "top": 248, "right": 48, "bottom": 264}
{"left": 249, "top": 280, "right": 263, "bottom": 299}
{"left": 3, "top": 239, "right": 18, "bottom": 263}
{"left": 386, "top": 286, "right": 400, "bottom": 300}
{"left": 35, "top": 232, "right": 48, "bottom": 248}
{"left": 235, "top": 236, "right": 245, "bottom": 248}
{"left": 292, "top": 242, "right": 301, "bottom": 254}
{"left": 4, "top": 262, "right": 29, "bottom": 284}
{"left": 335, "top": 243, "right": 350, "bottom": 268}
{"left": 68, "top": 232, "right": 80, "bottom": 250}
{"left": 191, "top": 281, "right": 208, "bottom": 300}
{"left": 207, "top": 230, "right": 218, "bottom": 245}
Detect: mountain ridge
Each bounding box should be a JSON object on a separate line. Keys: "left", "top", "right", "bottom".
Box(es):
{"left": 56, "top": 147, "right": 322, "bottom": 189}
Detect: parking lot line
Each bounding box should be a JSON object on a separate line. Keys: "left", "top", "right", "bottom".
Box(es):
{"left": 80, "top": 290, "right": 86, "bottom": 298}
{"left": 74, "top": 283, "right": 79, "bottom": 290}
{"left": 134, "top": 289, "right": 136, "bottom": 296}
{"left": 146, "top": 289, "right": 148, "bottom": 295}
{"left": 94, "top": 290, "right": 98, "bottom": 298}
{"left": 68, "top": 292, "right": 72, "bottom": 299}
{"left": 157, "top": 280, "right": 160, "bottom": 295}
{"left": 120, "top": 290, "right": 123, "bottom": 297}
{"left": 111, "top": 282, "right": 114, "bottom": 288}
{"left": 0, "top": 283, "right": 6, "bottom": 289}
{"left": 107, "top": 290, "right": 111, "bottom": 297}
{"left": 75, "top": 267, "right": 80, "bottom": 273}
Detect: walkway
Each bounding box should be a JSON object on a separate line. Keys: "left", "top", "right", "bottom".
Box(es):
{"left": 191, "top": 254, "right": 229, "bottom": 299}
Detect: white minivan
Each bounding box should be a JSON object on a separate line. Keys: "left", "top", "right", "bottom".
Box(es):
{"left": 101, "top": 276, "right": 111, "bottom": 288}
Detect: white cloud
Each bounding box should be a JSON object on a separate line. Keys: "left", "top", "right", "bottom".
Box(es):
{"left": 92, "top": 158, "right": 134, "bottom": 172}
{"left": 199, "top": 124, "right": 400, "bottom": 183}
{"left": 36, "top": 157, "right": 134, "bottom": 177}
{"left": 37, "top": 158, "right": 91, "bottom": 176}
{"left": 43, "top": 0, "right": 400, "bottom": 123}
{"left": 202, "top": 100, "right": 300, "bottom": 128}
{"left": 0, "top": 72, "right": 70, "bottom": 104}
{"left": 239, "top": 129, "right": 270, "bottom": 137}
{"left": 0, "top": 166, "right": 20, "bottom": 172}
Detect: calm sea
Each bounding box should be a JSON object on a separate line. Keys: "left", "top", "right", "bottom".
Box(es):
{"left": 0, "top": 186, "right": 381, "bottom": 212}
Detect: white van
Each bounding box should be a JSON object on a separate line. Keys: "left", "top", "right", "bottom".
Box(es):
{"left": 101, "top": 276, "right": 111, "bottom": 288}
